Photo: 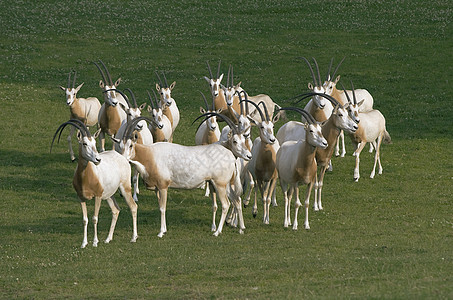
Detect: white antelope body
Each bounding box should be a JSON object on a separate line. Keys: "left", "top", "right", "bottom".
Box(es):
{"left": 345, "top": 84, "right": 391, "bottom": 182}
{"left": 119, "top": 116, "right": 252, "bottom": 237}
{"left": 60, "top": 71, "right": 101, "bottom": 161}
{"left": 276, "top": 108, "right": 328, "bottom": 230}
{"left": 51, "top": 119, "right": 138, "bottom": 248}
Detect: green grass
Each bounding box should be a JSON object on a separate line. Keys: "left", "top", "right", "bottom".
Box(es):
{"left": 1, "top": 0, "right": 452, "bottom": 298}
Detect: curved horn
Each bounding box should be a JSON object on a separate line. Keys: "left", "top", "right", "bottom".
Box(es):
{"left": 67, "top": 71, "right": 71, "bottom": 89}
{"left": 124, "top": 88, "right": 137, "bottom": 108}
{"left": 155, "top": 71, "right": 164, "bottom": 88}
{"left": 51, "top": 119, "right": 90, "bottom": 153}
{"left": 236, "top": 90, "right": 249, "bottom": 115}
{"left": 312, "top": 57, "right": 322, "bottom": 88}
{"left": 326, "top": 58, "right": 334, "bottom": 81}
{"left": 217, "top": 60, "right": 221, "bottom": 79}
{"left": 124, "top": 116, "right": 158, "bottom": 141}
{"left": 99, "top": 60, "right": 113, "bottom": 85}
{"left": 257, "top": 101, "right": 270, "bottom": 122}
{"left": 162, "top": 72, "right": 168, "bottom": 88}
{"left": 278, "top": 107, "right": 316, "bottom": 124}
{"left": 227, "top": 65, "right": 231, "bottom": 87}
{"left": 193, "top": 112, "right": 239, "bottom": 135}
{"left": 351, "top": 81, "right": 357, "bottom": 105}
{"left": 331, "top": 56, "right": 345, "bottom": 80}
{"left": 146, "top": 90, "right": 155, "bottom": 110}
{"left": 206, "top": 61, "right": 213, "bottom": 79}
{"left": 199, "top": 91, "right": 210, "bottom": 111}
{"left": 339, "top": 82, "right": 354, "bottom": 105}
{"left": 300, "top": 57, "right": 318, "bottom": 87}
{"left": 93, "top": 61, "right": 108, "bottom": 85}
{"left": 240, "top": 99, "right": 266, "bottom": 123}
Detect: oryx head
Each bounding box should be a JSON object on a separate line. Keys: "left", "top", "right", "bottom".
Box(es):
{"left": 60, "top": 70, "right": 84, "bottom": 106}
{"left": 51, "top": 119, "right": 102, "bottom": 164}
{"left": 322, "top": 57, "right": 345, "bottom": 97}
{"left": 301, "top": 57, "right": 329, "bottom": 109}
{"left": 93, "top": 60, "right": 123, "bottom": 107}
{"left": 341, "top": 82, "right": 364, "bottom": 125}
{"left": 204, "top": 60, "right": 224, "bottom": 98}
{"left": 155, "top": 71, "right": 176, "bottom": 107}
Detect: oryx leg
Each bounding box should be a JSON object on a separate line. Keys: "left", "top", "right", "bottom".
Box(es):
{"left": 157, "top": 189, "right": 168, "bottom": 238}
{"left": 104, "top": 197, "right": 120, "bottom": 244}
{"left": 67, "top": 126, "right": 76, "bottom": 162}
{"left": 292, "top": 184, "right": 301, "bottom": 230}
{"left": 80, "top": 201, "right": 89, "bottom": 248}
{"left": 119, "top": 184, "right": 138, "bottom": 243}
{"left": 370, "top": 134, "right": 383, "bottom": 178}
{"left": 210, "top": 182, "right": 218, "bottom": 232}
{"left": 262, "top": 180, "right": 272, "bottom": 224}
{"left": 303, "top": 182, "right": 314, "bottom": 230}
{"left": 316, "top": 166, "right": 328, "bottom": 211}
{"left": 92, "top": 196, "right": 102, "bottom": 247}
{"left": 213, "top": 185, "right": 230, "bottom": 236}
{"left": 354, "top": 142, "right": 367, "bottom": 182}
{"left": 281, "top": 181, "right": 291, "bottom": 228}
{"left": 270, "top": 177, "right": 278, "bottom": 207}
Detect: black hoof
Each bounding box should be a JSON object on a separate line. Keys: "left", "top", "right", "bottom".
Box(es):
{"left": 252, "top": 213, "right": 257, "bottom": 218}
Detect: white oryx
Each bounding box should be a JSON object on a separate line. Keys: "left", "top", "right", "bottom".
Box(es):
{"left": 322, "top": 57, "right": 374, "bottom": 157}
{"left": 155, "top": 71, "right": 180, "bottom": 136}
{"left": 59, "top": 70, "right": 101, "bottom": 161}
{"left": 93, "top": 60, "right": 129, "bottom": 152}
{"left": 118, "top": 115, "right": 252, "bottom": 238}
{"left": 51, "top": 119, "right": 138, "bottom": 248}
{"left": 345, "top": 84, "right": 391, "bottom": 182}
{"left": 276, "top": 108, "right": 328, "bottom": 230}
{"left": 195, "top": 92, "right": 221, "bottom": 145}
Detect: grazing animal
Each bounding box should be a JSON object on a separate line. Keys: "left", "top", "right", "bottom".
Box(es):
{"left": 59, "top": 70, "right": 101, "bottom": 161}
{"left": 51, "top": 119, "right": 138, "bottom": 248}
{"left": 276, "top": 108, "right": 328, "bottom": 230}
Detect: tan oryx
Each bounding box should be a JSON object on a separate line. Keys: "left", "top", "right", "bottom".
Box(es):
{"left": 155, "top": 71, "right": 179, "bottom": 135}
{"left": 276, "top": 108, "right": 328, "bottom": 230}
{"left": 118, "top": 115, "right": 252, "bottom": 237}
{"left": 195, "top": 92, "right": 221, "bottom": 145}
{"left": 59, "top": 70, "right": 101, "bottom": 161}
{"left": 244, "top": 98, "right": 281, "bottom": 224}
{"left": 93, "top": 60, "right": 129, "bottom": 152}
{"left": 51, "top": 119, "right": 138, "bottom": 248}
{"left": 147, "top": 89, "right": 173, "bottom": 143}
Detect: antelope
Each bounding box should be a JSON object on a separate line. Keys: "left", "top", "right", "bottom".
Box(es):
{"left": 276, "top": 108, "right": 328, "bottom": 230}
{"left": 118, "top": 115, "right": 252, "bottom": 237}
{"left": 59, "top": 70, "right": 101, "bottom": 162}
{"left": 345, "top": 83, "right": 391, "bottom": 182}
{"left": 245, "top": 98, "right": 280, "bottom": 224}
{"left": 204, "top": 60, "right": 233, "bottom": 119}
{"left": 155, "top": 71, "right": 179, "bottom": 135}
{"left": 277, "top": 92, "right": 358, "bottom": 211}
{"left": 93, "top": 60, "right": 129, "bottom": 152}
{"left": 195, "top": 92, "right": 221, "bottom": 145}
{"left": 322, "top": 57, "right": 374, "bottom": 157}
{"left": 110, "top": 88, "right": 153, "bottom": 202}
{"left": 51, "top": 119, "right": 138, "bottom": 248}
{"left": 147, "top": 90, "right": 172, "bottom": 142}
{"left": 297, "top": 57, "right": 334, "bottom": 123}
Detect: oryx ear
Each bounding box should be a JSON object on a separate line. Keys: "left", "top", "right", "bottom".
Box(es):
{"left": 358, "top": 99, "right": 365, "bottom": 107}
{"left": 77, "top": 130, "right": 83, "bottom": 141}
{"left": 308, "top": 82, "right": 314, "bottom": 90}
{"left": 334, "top": 75, "right": 340, "bottom": 84}
{"left": 333, "top": 104, "right": 339, "bottom": 114}
{"left": 99, "top": 80, "right": 105, "bottom": 88}
{"left": 59, "top": 86, "right": 66, "bottom": 91}
{"left": 220, "top": 84, "right": 226, "bottom": 90}
{"left": 169, "top": 81, "right": 176, "bottom": 90}
{"left": 236, "top": 81, "right": 242, "bottom": 88}
{"left": 227, "top": 130, "right": 233, "bottom": 139}
{"left": 272, "top": 113, "right": 280, "bottom": 124}
{"left": 200, "top": 107, "right": 206, "bottom": 114}
{"left": 115, "top": 78, "right": 121, "bottom": 87}
{"left": 203, "top": 76, "right": 211, "bottom": 83}
{"left": 218, "top": 73, "right": 224, "bottom": 82}
{"left": 147, "top": 105, "right": 153, "bottom": 113}
{"left": 133, "top": 133, "right": 139, "bottom": 142}
{"left": 320, "top": 120, "right": 328, "bottom": 127}
{"left": 75, "top": 82, "right": 84, "bottom": 93}
{"left": 216, "top": 108, "right": 223, "bottom": 114}
{"left": 155, "top": 83, "right": 161, "bottom": 92}
{"left": 139, "top": 102, "right": 147, "bottom": 111}
{"left": 304, "top": 122, "right": 310, "bottom": 129}
{"left": 93, "top": 128, "right": 102, "bottom": 139}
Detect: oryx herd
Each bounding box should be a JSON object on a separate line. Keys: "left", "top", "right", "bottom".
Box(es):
{"left": 53, "top": 58, "right": 391, "bottom": 248}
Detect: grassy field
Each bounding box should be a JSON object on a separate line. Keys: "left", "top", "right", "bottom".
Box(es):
{"left": 1, "top": 0, "right": 452, "bottom": 298}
